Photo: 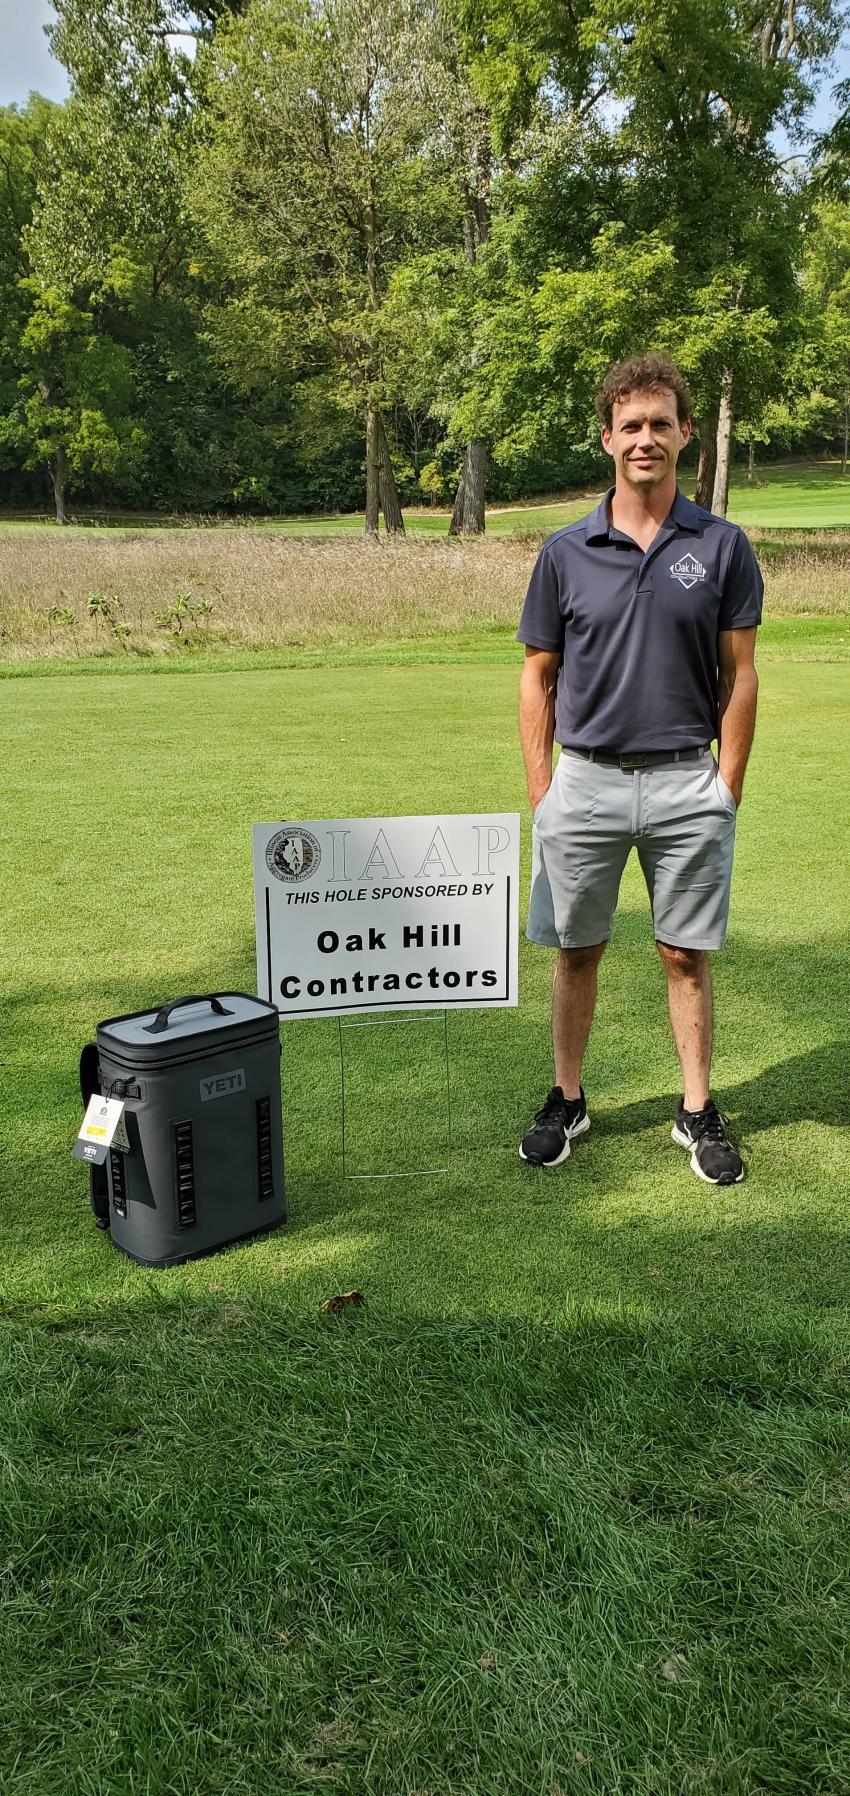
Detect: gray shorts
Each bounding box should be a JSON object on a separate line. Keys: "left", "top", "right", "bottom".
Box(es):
{"left": 528, "top": 747, "right": 738, "bottom": 951}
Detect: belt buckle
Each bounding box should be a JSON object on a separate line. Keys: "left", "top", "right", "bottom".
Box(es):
{"left": 619, "top": 753, "right": 649, "bottom": 770}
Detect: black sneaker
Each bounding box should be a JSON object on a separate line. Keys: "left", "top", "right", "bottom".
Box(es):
{"left": 519, "top": 1086, "right": 590, "bottom": 1166}
{"left": 671, "top": 1098, "right": 744, "bottom": 1185}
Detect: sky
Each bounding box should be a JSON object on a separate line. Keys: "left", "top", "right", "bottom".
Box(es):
{"left": 0, "top": 0, "right": 196, "bottom": 105}
{"left": 1, "top": 0, "right": 848, "bottom": 160}
{"left": 1, "top": 0, "right": 70, "bottom": 107}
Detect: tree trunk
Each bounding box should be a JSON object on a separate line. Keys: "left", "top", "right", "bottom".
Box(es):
{"left": 843, "top": 392, "right": 848, "bottom": 476}
{"left": 362, "top": 166, "right": 400, "bottom": 535}
{"left": 448, "top": 442, "right": 488, "bottom": 535}
{"left": 449, "top": 124, "right": 490, "bottom": 537}
{"left": 461, "top": 442, "right": 487, "bottom": 533}
{"left": 50, "top": 445, "right": 68, "bottom": 525}
{"left": 448, "top": 468, "right": 466, "bottom": 536}
{"left": 695, "top": 411, "right": 718, "bottom": 509}
{"left": 711, "top": 369, "right": 735, "bottom": 518}
{"left": 376, "top": 410, "right": 404, "bottom": 534}
{"left": 365, "top": 405, "right": 380, "bottom": 536}
{"left": 747, "top": 437, "right": 755, "bottom": 483}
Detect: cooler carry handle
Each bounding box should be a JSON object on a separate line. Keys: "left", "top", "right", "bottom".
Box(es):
{"left": 143, "top": 994, "right": 234, "bottom": 1034}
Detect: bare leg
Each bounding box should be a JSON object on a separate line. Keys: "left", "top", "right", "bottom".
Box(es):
{"left": 552, "top": 942, "right": 607, "bottom": 1099}
{"left": 656, "top": 942, "right": 712, "bottom": 1111}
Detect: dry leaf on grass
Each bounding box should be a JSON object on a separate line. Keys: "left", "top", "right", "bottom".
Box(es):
{"left": 321, "top": 1290, "right": 365, "bottom": 1313}
{"left": 477, "top": 1652, "right": 494, "bottom": 1669}
{"left": 660, "top": 1651, "right": 688, "bottom": 1682}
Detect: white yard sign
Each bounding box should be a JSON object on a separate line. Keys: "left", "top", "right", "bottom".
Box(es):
{"left": 253, "top": 814, "right": 520, "bottom": 1020}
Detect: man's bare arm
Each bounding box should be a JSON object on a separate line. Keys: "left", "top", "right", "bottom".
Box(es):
{"left": 519, "top": 646, "right": 562, "bottom": 809}
{"left": 717, "top": 627, "right": 759, "bottom": 807}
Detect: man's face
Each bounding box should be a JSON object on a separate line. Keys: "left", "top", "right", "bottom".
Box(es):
{"left": 600, "top": 386, "right": 691, "bottom": 491}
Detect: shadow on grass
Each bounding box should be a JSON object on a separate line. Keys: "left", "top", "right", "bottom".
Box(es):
{"left": 7, "top": 939, "right": 850, "bottom": 1788}
{"left": 7, "top": 920, "right": 849, "bottom": 1325}
{"left": 9, "top": 917, "right": 849, "bottom": 1126}
{"left": 591, "top": 1039, "right": 850, "bottom": 1140}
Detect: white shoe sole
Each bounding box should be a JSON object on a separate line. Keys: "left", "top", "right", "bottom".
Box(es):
{"left": 670, "top": 1123, "right": 745, "bottom": 1184}
{"left": 519, "top": 1112, "right": 591, "bottom": 1167}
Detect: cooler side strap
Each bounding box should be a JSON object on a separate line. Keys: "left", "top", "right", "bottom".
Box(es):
{"left": 79, "top": 1042, "right": 110, "bottom": 1228}
{"left": 79, "top": 1042, "right": 101, "bottom": 1106}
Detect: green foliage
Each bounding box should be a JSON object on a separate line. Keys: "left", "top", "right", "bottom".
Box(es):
{"left": 0, "top": 0, "right": 848, "bottom": 513}
{"left": 730, "top": 196, "right": 850, "bottom": 459}
{"left": 85, "top": 591, "right": 116, "bottom": 619}
{"left": 190, "top": 0, "right": 460, "bottom": 427}
{"left": 392, "top": 224, "right": 681, "bottom": 484}
{"left": 670, "top": 270, "right": 781, "bottom": 419}
{"left": 0, "top": 99, "right": 59, "bottom": 467}
{"left": 452, "top": 0, "right": 592, "bottom": 156}
{"left": 85, "top": 590, "right": 131, "bottom": 645}
{"left": 0, "top": 284, "right": 145, "bottom": 499}
{"left": 46, "top": 603, "right": 75, "bottom": 630}
{"left": 153, "top": 590, "right": 216, "bottom": 636}
{"left": 418, "top": 458, "right": 447, "bottom": 502}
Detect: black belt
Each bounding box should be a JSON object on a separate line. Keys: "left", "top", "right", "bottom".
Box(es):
{"left": 567, "top": 745, "right": 711, "bottom": 771}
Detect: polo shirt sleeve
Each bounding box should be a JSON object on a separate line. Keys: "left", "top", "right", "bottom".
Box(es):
{"left": 516, "top": 543, "right": 565, "bottom": 651}
{"left": 719, "top": 529, "right": 764, "bottom": 630}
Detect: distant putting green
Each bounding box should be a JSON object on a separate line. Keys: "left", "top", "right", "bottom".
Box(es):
{"left": 3, "top": 646, "right": 850, "bottom": 1793}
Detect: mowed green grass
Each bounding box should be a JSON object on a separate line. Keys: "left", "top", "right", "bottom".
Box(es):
{"left": 2, "top": 457, "right": 849, "bottom": 538}
{"left": 3, "top": 653, "right": 850, "bottom": 1794}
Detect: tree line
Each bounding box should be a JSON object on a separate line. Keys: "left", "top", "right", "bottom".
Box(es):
{"left": 1, "top": 0, "right": 849, "bottom": 530}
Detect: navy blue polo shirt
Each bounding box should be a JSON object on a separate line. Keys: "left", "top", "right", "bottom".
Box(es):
{"left": 516, "top": 483, "right": 764, "bottom": 752}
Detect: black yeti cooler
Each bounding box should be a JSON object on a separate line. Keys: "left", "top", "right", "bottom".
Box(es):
{"left": 91, "top": 992, "right": 285, "bottom": 1267}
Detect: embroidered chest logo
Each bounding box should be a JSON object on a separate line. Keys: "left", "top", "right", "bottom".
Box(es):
{"left": 669, "top": 552, "right": 707, "bottom": 589}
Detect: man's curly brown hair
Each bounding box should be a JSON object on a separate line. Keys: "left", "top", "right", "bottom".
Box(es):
{"left": 594, "top": 353, "right": 692, "bottom": 431}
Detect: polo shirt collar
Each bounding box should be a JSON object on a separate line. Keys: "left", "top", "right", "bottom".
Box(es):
{"left": 584, "top": 483, "right": 701, "bottom": 543}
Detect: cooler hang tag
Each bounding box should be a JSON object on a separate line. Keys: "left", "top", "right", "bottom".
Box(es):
{"left": 73, "top": 1095, "right": 128, "bottom": 1164}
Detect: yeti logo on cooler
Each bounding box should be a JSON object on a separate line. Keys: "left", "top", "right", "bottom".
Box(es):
{"left": 199, "top": 1068, "right": 246, "bottom": 1101}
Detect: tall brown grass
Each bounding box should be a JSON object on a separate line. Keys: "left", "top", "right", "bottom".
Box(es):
{"left": 1, "top": 527, "right": 848, "bottom": 662}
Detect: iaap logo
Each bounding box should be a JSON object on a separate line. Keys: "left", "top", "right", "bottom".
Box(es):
{"left": 669, "top": 553, "right": 707, "bottom": 590}
{"left": 266, "top": 825, "right": 322, "bottom": 884}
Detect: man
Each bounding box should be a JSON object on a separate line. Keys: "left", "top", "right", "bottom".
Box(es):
{"left": 516, "top": 352, "right": 762, "bottom": 1184}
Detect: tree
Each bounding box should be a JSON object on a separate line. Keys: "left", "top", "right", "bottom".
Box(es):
{"left": 0, "top": 99, "right": 58, "bottom": 503}
{"left": 0, "top": 98, "right": 146, "bottom": 521}
{"left": 809, "top": 71, "right": 850, "bottom": 199}
{"left": 393, "top": 223, "right": 681, "bottom": 484}
{"left": 670, "top": 262, "right": 783, "bottom": 504}
{"left": 192, "top": 0, "right": 456, "bottom": 534}
{"left": 413, "top": 0, "right": 596, "bottom": 532}
{"left": 442, "top": 64, "right": 492, "bottom": 537}
{"left": 25, "top": 3, "right": 205, "bottom": 519}
{"left": 33, "top": 0, "right": 342, "bottom": 516}
{"left": 1, "top": 284, "right": 144, "bottom": 520}
{"left": 798, "top": 196, "right": 850, "bottom": 469}
{"left": 585, "top": 0, "right": 845, "bottom": 510}
{"left": 37, "top": 1, "right": 204, "bottom": 302}
{"left": 0, "top": 0, "right": 845, "bottom": 518}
